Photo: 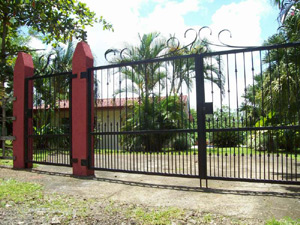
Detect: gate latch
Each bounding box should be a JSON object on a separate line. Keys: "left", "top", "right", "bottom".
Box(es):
{"left": 204, "top": 102, "right": 213, "bottom": 115}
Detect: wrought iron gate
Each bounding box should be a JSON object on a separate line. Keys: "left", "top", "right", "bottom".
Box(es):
{"left": 87, "top": 42, "right": 300, "bottom": 185}
{"left": 87, "top": 55, "right": 203, "bottom": 178}
{"left": 25, "top": 72, "right": 73, "bottom": 166}
{"left": 201, "top": 42, "right": 300, "bottom": 184}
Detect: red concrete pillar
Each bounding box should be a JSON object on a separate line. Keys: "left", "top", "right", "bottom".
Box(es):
{"left": 13, "top": 52, "right": 34, "bottom": 169}
{"left": 72, "top": 41, "right": 94, "bottom": 176}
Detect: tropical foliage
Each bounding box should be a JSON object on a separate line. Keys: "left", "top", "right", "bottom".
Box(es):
{"left": 207, "top": 107, "right": 244, "bottom": 147}
{"left": 111, "top": 32, "right": 223, "bottom": 152}
{"left": 121, "top": 95, "right": 189, "bottom": 152}
{"left": 0, "top": 0, "right": 112, "bottom": 99}
{"left": 240, "top": 2, "right": 300, "bottom": 152}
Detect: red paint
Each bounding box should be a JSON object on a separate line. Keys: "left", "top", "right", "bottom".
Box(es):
{"left": 72, "top": 42, "right": 94, "bottom": 176}
{"left": 13, "top": 52, "right": 34, "bottom": 169}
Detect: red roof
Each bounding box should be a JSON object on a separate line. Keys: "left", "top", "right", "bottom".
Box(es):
{"left": 34, "top": 96, "right": 188, "bottom": 110}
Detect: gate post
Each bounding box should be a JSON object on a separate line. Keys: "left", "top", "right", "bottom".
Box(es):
{"left": 13, "top": 52, "right": 34, "bottom": 169}
{"left": 72, "top": 41, "right": 94, "bottom": 176}
{"left": 195, "top": 55, "right": 207, "bottom": 187}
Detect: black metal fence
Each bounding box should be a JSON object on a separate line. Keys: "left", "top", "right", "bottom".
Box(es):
{"left": 87, "top": 42, "right": 300, "bottom": 185}
{"left": 202, "top": 42, "right": 300, "bottom": 184}
{"left": 22, "top": 41, "right": 300, "bottom": 185}
{"left": 25, "top": 72, "right": 73, "bottom": 166}
{"left": 88, "top": 55, "right": 200, "bottom": 177}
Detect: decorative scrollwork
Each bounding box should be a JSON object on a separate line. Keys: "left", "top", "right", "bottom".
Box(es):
{"left": 218, "top": 29, "right": 232, "bottom": 46}
{"left": 33, "top": 53, "right": 55, "bottom": 76}
{"left": 184, "top": 28, "right": 198, "bottom": 51}
{"left": 104, "top": 26, "right": 260, "bottom": 62}
{"left": 198, "top": 26, "right": 212, "bottom": 42}
{"left": 104, "top": 49, "right": 120, "bottom": 63}
{"left": 120, "top": 48, "right": 132, "bottom": 60}
{"left": 166, "top": 36, "right": 180, "bottom": 52}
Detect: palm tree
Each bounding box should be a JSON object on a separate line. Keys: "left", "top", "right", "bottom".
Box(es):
{"left": 272, "top": 0, "right": 299, "bottom": 23}
{"left": 110, "top": 32, "right": 224, "bottom": 152}
{"left": 115, "top": 33, "right": 224, "bottom": 99}
{"left": 166, "top": 38, "right": 224, "bottom": 96}
{"left": 32, "top": 42, "right": 75, "bottom": 137}
{"left": 113, "top": 32, "right": 166, "bottom": 100}
{"left": 33, "top": 41, "right": 74, "bottom": 75}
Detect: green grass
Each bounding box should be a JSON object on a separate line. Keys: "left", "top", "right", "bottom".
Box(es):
{"left": 203, "top": 213, "right": 213, "bottom": 223}
{"left": 265, "top": 217, "right": 300, "bottom": 225}
{"left": 104, "top": 200, "right": 187, "bottom": 225}
{"left": 0, "top": 179, "right": 94, "bottom": 223}
{"left": 0, "top": 159, "right": 38, "bottom": 168}
{"left": 0, "top": 159, "right": 13, "bottom": 166}
{"left": 0, "top": 179, "right": 43, "bottom": 205}
{"left": 132, "top": 207, "right": 184, "bottom": 225}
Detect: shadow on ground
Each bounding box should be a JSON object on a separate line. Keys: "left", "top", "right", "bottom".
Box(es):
{"left": 25, "top": 167, "right": 300, "bottom": 199}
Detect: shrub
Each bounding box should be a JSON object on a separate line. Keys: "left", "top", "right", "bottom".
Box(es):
{"left": 213, "top": 131, "right": 243, "bottom": 147}
{"left": 173, "top": 136, "right": 191, "bottom": 151}
{"left": 121, "top": 95, "right": 188, "bottom": 152}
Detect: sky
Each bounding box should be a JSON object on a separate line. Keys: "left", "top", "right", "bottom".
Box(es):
{"left": 79, "top": 0, "right": 279, "bottom": 66}
{"left": 64, "top": 0, "right": 279, "bottom": 109}
{"left": 28, "top": 0, "right": 280, "bottom": 109}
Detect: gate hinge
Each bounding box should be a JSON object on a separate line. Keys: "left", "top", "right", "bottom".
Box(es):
{"left": 70, "top": 74, "right": 77, "bottom": 79}
{"left": 71, "top": 158, "right": 78, "bottom": 163}
{"left": 81, "top": 159, "right": 88, "bottom": 166}
{"left": 27, "top": 109, "right": 33, "bottom": 118}
{"left": 80, "top": 72, "right": 88, "bottom": 79}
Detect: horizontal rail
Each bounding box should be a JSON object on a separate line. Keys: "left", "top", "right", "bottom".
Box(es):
{"left": 0, "top": 156, "right": 13, "bottom": 160}
{"left": 0, "top": 136, "right": 16, "bottom": 141}
{"left": 0, "top": 116, "right": 16, "bottom": 121}
{"left": 90, "top": 167, "right": 200, "bottom": 178}
{"left": 91, "top": 125, "right": 300, "bottom": 136}
{"left": 28, "top": 161, "right": 72, "bottom": 167}
{"left": 92, "top": 129, "right": 197, "bottom": 136}
{"left": 28, "top": 134, "right": 71, "bottom": 138}
{"left": 89, "top": 54, "right": 197, "bottom": 71}
{"left": 207, "top": 176, "right": 300, "bottom": 185}
{"left": 207, "top": 125, "right": 300, "bottom": 132}
{"left": 202, "top": 41, "right": 300, "bottom": 57}
{"left": 26, "top": 71, "right": 73, "bottom": 80}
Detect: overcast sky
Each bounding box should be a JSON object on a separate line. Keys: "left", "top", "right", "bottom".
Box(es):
{"left": 76, "top": 0, "right": 279, "bottom": 66}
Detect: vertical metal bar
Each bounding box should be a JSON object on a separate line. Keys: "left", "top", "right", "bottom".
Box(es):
{"left": 243, "top": 52, "right": 247, "bottom": 179}
{"left": 195, "top": 55, "right": 207, "bottom": 184}
{"left": 234, "top": 53, "right": 239, "bottom": 178}
{"left": 69, "top": 73, "right": 73, "bottom": 165}
{"left": 87, "top": 68, "right": 92, "bottom": 169}
{"left": 2, "top": 99, "right": 6, "bottom": 157}
{"left": 119, "top": 67, "right": 122, "bottom": 170}
{"left": 24, "top": 78, "right": 29, "bottom": 165}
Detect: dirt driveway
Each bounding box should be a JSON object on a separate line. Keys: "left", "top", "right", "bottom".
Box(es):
{"left": 0, "top": 165, "right": 299, "bottom": 222}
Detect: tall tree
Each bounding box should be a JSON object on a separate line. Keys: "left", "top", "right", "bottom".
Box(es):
{"left": 240, "top": 2, "right": 300, "bottom": 152}
{"left": 113, "top": 33, "right": 224, "bottom": 99}
{"left": 0, "top": 0, "right": 112, "bottom": 96}
{"left": 113, "top": 32, "right": 166, "bottom": 100}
